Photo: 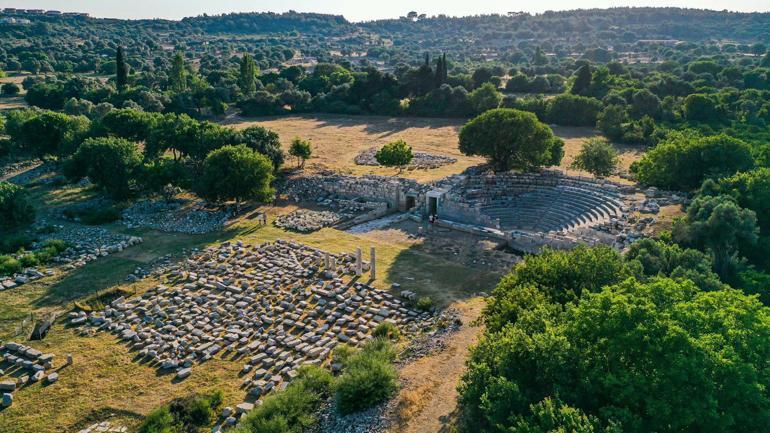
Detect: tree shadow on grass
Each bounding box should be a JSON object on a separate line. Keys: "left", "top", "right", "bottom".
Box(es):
{"left": 223, "top": 113, "right": 464, "bottom": 139}
{"left": 32, "top": 226, "right": 246, "bottom": 309}
{"left": 385, "top": 238, "right": 505, "bottom": 308}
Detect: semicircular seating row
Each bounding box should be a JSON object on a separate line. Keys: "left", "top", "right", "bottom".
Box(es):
{"left": 459, "top": 176, "right": 625, "bottom": 233}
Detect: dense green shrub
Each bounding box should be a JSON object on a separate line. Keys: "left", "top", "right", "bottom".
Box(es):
{"left": 0, "top": 239, "right": 67, "bottom": 276}
{"left": 233, "top": 366, "right": 333, "bottom": 433}
{"left": 415, "top": 296, "right": 434, "bottom": 312}
{"left": 546, "top": 94, "right": 602, "bottom": 126}
{"left": 375, "top": 139, "right": 413, "bottom": 170}
{"left": 372, "top": 322, "right": 401, "bottom": 340}
{"left": 717, "top": 168, "right": 770, "bottom": 230}
{"left": 1, "top": 82, "right": 21, "bottom": 96}
{"left": 631, "top": 131, "right": 754, "bottom": 190}
{"left": 0, "top": 255, "right": 22, "bottom": 276}
{"left": 0, "top": 181, "right": 35, "bottom": 228}
{"left": 238, "top": 125, "right": 284, "bottom": 170}
{"left": 62, "top": 202, "right": 124, "bottom": 225}
{"left": 138, "top": 390, "right": 223, "bottom": 433}
{"left": 570, "top": 138, "right": 618, "bottom": 177}
{"left": 0, "top": 232, "right": 36, "bottom": 253}
{"left": 288, "top": 137, "right": 312, "bottom": 168}
{"left": 335, "top": 339, "right": 398, "bottom": 414}
{"left": 139, "top": 158, "right": 192, "bottom": 193}
{"left": 9, "top": 110, "right": 90, "bottom": 156}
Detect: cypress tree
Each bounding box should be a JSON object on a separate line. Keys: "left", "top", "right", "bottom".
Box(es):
{"left": 169, "top": 52, "right": 187, "bottom": 93}
{"left": 116, "top": 46, "right": 127, "bottom": 91}
{"left": 239, "top": 54, "right": 257, "bottom": 96}
{"left": 434, "top": 55, "right": 444, "bottom": 87}
{"left": 570, "top": 65, "right": 592, "bottom": 95}
{"left": 442, "top": 53, "right": 448, "bottom": 83}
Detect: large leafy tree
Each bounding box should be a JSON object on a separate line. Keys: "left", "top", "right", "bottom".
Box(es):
{"left": 718, "top": 168, "right": 770, "bottom": 230}
{"left": 97, "top": 108, "right": 157, "bottom": 142}
{"left": 546, "top": 94, "right": 602, "bottom": 127}
{"left": 64, "top": 137, "right": 143, "bottom": 199}
{"left": 145, "top": 113, "right": 200, "bottom": 159}
{"left": 673, "top": 194, "right": 758, "bottom": 278}
{"left": 468, "top": 82, "right": 502, "bottom": 115}
{"left": 238, "top": 125, "right": 283, "bottom": 170}
{"left": 459, "top": 108, "right": 564, "bottom": 172}
{"left": 195, "top": 144, "right": 274, "bottom": 205}
{"left": 625, "top": 238, "right": 723, "bottom": 291}
{"left": 461, "top": 277, "right": 770, "bottom": 433}
{"left": 10, "top": 110, "right": 90, "bottom": 156}
{"left": 484, "top": 246, "right": 630, "bottom": 330}
{"left": 631, "top": 131, "right": 754, "bottom": 190}
{"left": 683, "top": 93, "right": 721, "bottom": 123}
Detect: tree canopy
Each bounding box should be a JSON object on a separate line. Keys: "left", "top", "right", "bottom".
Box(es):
{"left": 461, "top": 271, "right": 770, "bottom": 433}
{"left": 631, "top": 131, "right": 755, "bottom": 191}
{"left": 570, "top": 138, "right": 618, "bottom": 177}
{"left": 195, "top": 144, "right": 275, "bottom": 204}
{"left": 459, "top": 108, "right": 563, "bottom": 172}
{"left": 64, "top": 137, "right": 143, "bottom": 199}
{"left": 375, "top": 140, "right": 413, "bottom": 170}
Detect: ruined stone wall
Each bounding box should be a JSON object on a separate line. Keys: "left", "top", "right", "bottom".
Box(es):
{"left": 282, "top": 172, "right": 430, "bottom": 211}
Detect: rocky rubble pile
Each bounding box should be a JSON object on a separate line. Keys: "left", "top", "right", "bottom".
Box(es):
{"left": 0, "top": 267, "right": 52, "bottom": 291}
{"left": 43, "top": 226, "right": 143, "bottom": 269}
{"left": 121, "top": 200, "right": 230, "bottom": 234}
{"left": 354, "top": 148, "right": 457, "bottom": 170}
{"left": 76, "top": 422, "right": 127, "bottom": 433}
{"left": 314, "top": 400, "right": 391, "bottom": 433}
{"left": 72, "top": 239, "right": 434, "bottom": 428}
{"left": 1, "top": 226, "right": 142, "bottom": 291}
{"left": 274, "top": 209, "right": 343, "bottom": 233}
{"left": 0, "top": 342, "right": 61, "bottom": 408}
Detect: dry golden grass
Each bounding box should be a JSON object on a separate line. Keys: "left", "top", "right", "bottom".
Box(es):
{"left": 225, "top": 114, "right": 482, "bottom": 182}
{"left": 225, "top": 115, "right": 642, "bottom": 185}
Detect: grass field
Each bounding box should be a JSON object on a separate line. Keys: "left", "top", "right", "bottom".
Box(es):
{"left": 225, "top": 115, "right": 643, "bottom": 184}
{"left": 225, "top": 114, "right": 482, "bottom": 182}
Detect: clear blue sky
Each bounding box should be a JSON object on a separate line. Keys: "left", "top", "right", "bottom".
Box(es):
{"left": 1, "top": 0, "right": 767, "bottom": 21}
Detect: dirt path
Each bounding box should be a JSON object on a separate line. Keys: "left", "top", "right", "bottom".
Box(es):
{"left": 387, "top": 298, "right": 485, "bottom": 433}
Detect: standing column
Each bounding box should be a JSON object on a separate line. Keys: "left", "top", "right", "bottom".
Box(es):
{"left": 324, "top": 253, "right": 330, "bottom": 269}
{"left": 355, "top": 248, "right": 363, "bottom": 276}
{"left": 370, "top": 247, "right": 376, "bottom": 280}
